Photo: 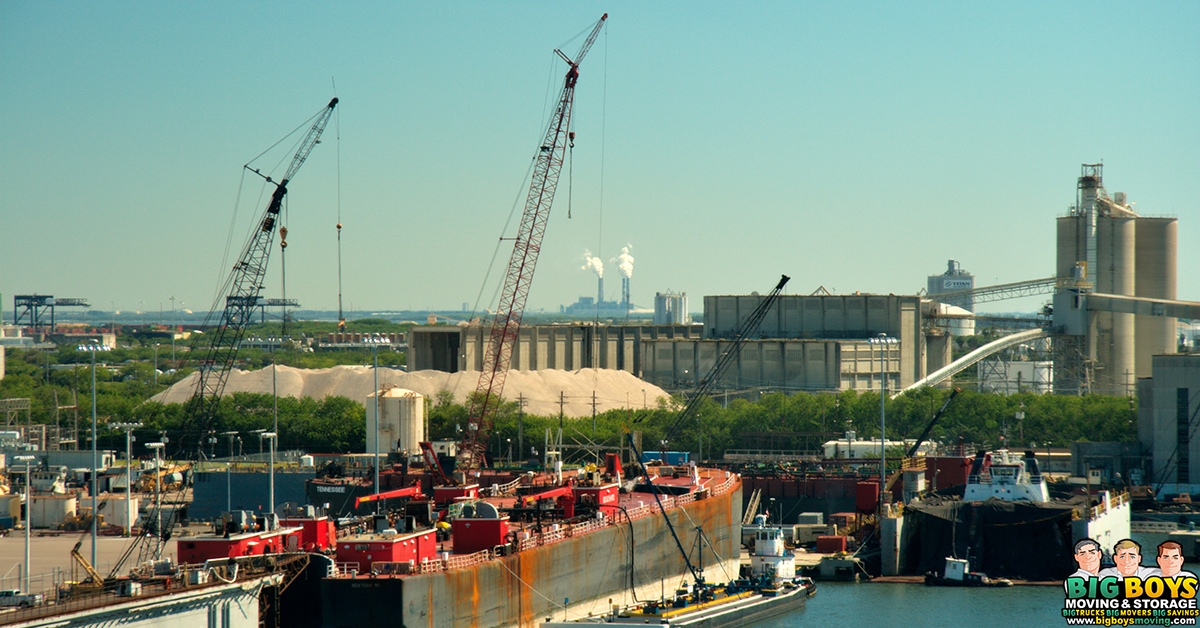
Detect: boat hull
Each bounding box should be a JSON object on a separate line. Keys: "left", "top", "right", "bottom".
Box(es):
{"left": 540, "top": 584, "right": 810, "bottom": 628}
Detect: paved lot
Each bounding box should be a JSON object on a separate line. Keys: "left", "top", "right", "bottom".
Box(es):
{"left": 0, "top": 532, "right": 177, "bottom": 594}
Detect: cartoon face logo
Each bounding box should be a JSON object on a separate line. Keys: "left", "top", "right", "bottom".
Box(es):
{"left": 1113, "top": 539, "right": 1142, "bottom": 577}
{"left": 1158, "top": 542, "right": 1186, "bottom": 578}
{"left": 1074, "top": 539, "right": 1102, "bottom": 575}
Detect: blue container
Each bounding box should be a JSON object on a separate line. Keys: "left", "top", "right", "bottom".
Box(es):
{"left": 640, "top": 451, "right": 690, "bottom": 465}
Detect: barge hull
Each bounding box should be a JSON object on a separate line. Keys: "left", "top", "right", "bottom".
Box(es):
{"left": 318, "top": 482, "right": 742, "bottom": 628}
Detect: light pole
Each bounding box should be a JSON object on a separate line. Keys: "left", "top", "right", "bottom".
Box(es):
{"left": 869, "top": 334, "right": 898, "bottom": 515}
{"left": 14, "top": 454, "right": 35, "bottom": 593}
{"left": 153, "top": 343, "right": 160, "bottom": 386}
{"left": 263, "top": 432, "right": 277, "bottom": 516}
{"left": 78, "top": 338, "right": 110, "bottom": 568}
{"left": 169, "top": 296, "right": 176, "bottom": 366}
{"left": 364, "top": 334, "right": 391, "bottom": 510}
{"left": 112, "top": 422, "right": 142, "bottom": 535}
{"left": 146, "top": 442, "right": 164, "bottom": 545}
{"left": 222, "top": 431, "right": 238, "bottom": 513}
{"left": 252, "top": 428, "right": 268, "bottom": 456}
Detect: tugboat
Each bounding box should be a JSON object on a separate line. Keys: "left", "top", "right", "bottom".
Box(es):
{"left": 924, "top": 556, "right": 1013, "bottom": 587}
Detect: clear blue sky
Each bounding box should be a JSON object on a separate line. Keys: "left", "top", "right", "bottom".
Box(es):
{"left": 2, "top": 1, "right": 1197, "bottom": 319}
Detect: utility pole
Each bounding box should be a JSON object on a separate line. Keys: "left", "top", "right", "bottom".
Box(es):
{"left": 517, "top": 394, "right": 526, "bottom": 466}
{"left": 559, "top": 391, "right": 566, "bottom": 429}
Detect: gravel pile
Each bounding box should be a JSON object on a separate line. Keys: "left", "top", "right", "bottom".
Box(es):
{"left": 151, "top": 366, "right": 669, "bottom": 418}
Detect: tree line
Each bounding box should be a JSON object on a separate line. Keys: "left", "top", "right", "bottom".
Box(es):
{"left": 2, "top": 346, "right": 1136, "bottom": 461}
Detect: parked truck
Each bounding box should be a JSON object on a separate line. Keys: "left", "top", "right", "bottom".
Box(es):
{"left": 0, "top": 589, "right": 44, "bottom": 609}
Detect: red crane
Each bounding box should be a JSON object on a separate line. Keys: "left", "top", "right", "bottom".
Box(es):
{"left": 457, "top": 14, "right": 607, "bottom": 476}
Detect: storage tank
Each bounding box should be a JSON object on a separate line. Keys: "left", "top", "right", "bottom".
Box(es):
{"left": 927, "top": 260, "right": 975, "bottom": 313}
{"left": 366, "top": 387, "right": 426, "bottom": 455}
{"left": 654, "top": 291, "right": 688, "bottom": 325}
{"left": 1094, "top": 215, "right": 1137, "bottom": 394}
{"left": 1135, "top": 217, "right": 1178, "bottom": 376}
{"left": 31, "top": 494, "right": 77, "bottom": 529}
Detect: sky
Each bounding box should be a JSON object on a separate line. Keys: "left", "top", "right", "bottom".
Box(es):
{"left": 2, "top": 1, "right": 1198, "bottom": 321}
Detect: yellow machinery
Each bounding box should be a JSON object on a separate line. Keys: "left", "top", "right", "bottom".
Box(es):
{"left": 135, "top": 463, "right": 191, "bottom": 493}
{"left": 67, "top": 540, "right": 107, "bottom": 598}
{"left": 60, "top": 507, "right": 103, "bottom": 532}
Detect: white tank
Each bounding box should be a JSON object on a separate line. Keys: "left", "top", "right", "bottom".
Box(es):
{"left": 934, "top": 303, "right": 976, "bottom": 337}
{"left": 365, "top": 387, "right": 426, "bottom": 456}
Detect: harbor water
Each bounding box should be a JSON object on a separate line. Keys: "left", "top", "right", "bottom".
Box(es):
{"left": 757, "top": 582, "right": 1065, "bottom": 627}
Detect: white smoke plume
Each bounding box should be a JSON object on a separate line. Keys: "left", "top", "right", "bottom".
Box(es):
{"left": 612, "top": 245, "right": 634, "bottom": 278}
{"left": 581, "top": 250, "right": 604, "bottom": 278}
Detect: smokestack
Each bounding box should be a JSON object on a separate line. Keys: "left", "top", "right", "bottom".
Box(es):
{"left": 598, "top": 276, "right": 604, "bottom": 304}
{"left": 611, "top": 245, "right": 634, "bottom": 312}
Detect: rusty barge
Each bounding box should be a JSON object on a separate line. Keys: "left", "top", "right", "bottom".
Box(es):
{"left": 179, "top": 459, "right": 743, "bottom": 628}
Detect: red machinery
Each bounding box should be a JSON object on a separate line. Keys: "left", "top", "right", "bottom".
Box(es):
{"left": 355, "top": 485, "right": 425, "bottom": 511}
{"left": 518, "top": 484, "right": 577, "bottom": 519}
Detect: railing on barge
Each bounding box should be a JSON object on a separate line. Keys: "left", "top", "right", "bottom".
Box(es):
{"left": 356, "top": 469, "right": 740, "bottom": 577}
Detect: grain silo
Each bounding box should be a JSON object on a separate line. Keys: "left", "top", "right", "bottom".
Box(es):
{"left": 366, "top": 386, "right": 426, "bottom": 455}
{"left": 1054, "top": 164, "right": 1178, "bottom": 393}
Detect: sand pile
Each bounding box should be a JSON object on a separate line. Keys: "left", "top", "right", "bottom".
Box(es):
{"left": 151, "top": 366, "right": 669, "bottom": 418}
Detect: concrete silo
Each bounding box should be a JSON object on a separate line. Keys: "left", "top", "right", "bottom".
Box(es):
{"left": 366, "top": 386, "right": 426, "bottom": 455}
{"left": 1135, "top": 217, "right": 1178, "bottom": 376}
{"left": 1053, "top": 164, "right": 1178, "bottom": 394}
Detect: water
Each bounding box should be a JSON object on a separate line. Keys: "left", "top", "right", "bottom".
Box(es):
{"left": 755, "top": 581, "right": 1066, "bottom": 627}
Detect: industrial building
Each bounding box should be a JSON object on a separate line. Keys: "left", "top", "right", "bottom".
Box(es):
{"left": 409, "top": 293, "right": 954, "bottom": 395}
{"left": 928, "top": 260, "right": 975, "bottom": 313}
{"left": 654, "top": 291, "right": 689, "bottom": 324}
{"left": 641, "top": 294, "right": 949, "bottom": 392}
{"left": 408, "top": 323, "right": 701, "bottom": 374}
{"left": 1138, "top": 354, "right": 1200, "bottom": 492}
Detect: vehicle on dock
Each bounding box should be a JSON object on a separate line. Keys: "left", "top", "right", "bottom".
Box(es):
{"left": 0, "top": 589, "right": 44, "bottom": 609}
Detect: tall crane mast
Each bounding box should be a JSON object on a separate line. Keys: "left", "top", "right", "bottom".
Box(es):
{"left": 458, "top": 14, "right": 607, "bottom": 475}
{"left": 117, "top": 98, "right": 337, "bottom": 569}
{"left": 188, "top": 98, "right": 338, "bottom": 447}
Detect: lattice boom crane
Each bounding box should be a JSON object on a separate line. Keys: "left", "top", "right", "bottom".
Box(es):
{"left": 189, "top": 98, "right": 338, "bottom": 442}
{"left": 458, "top": 14, "right": 607, "bottom": 476}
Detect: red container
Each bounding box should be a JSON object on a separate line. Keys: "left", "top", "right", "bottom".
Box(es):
{"left": 855, "top": 481, "right": 880, "bottom": 513}
{"left": 815, "top": 535, "right": 847, "bottom": 553}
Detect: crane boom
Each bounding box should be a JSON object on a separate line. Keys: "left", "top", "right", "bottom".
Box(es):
{"left": 126, "top": 98, "right": 337, "bottom": 569}
{"left": 458, "top": 15, "right": 607, "bottom": 475}
{"left": 660, "top": 275, "right": 790, "bottom": 448}
{"left": 189, "top": 98, "right": 338, "bottom": 441}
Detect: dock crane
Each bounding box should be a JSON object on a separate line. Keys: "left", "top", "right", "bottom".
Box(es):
{"left": 457, "top": 14, "right": 607, "bottom": 476}
{"left": 121, "top": 98, "right": 337, "bottom": 570}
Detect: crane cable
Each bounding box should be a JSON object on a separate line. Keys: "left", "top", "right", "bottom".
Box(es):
{"left": 334, "top": 77, "right": 344, "bottom": 326}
